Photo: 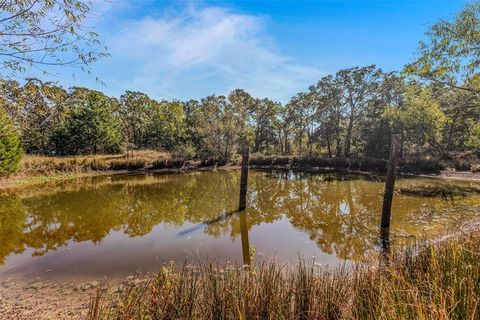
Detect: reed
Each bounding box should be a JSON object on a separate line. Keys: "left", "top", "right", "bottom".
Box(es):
{"left": 90, "top": 229, "right": 480, "bottom": 320}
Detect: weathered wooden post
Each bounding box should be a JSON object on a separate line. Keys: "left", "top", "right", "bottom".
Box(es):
{"left": 379, "top": 227, "right": 391, "bottom": 267}
{"left": 238, "top": 148, "right": 250, "bottom": 211}
{"left": 380, "top": 134, "right": 401, "bottom": 229}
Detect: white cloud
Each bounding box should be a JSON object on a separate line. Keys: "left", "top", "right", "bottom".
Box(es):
{"left": 110, "top": 5, "right": 322, "bottom": 103}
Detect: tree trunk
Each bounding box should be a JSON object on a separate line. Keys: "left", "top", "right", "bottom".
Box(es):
{"left": 344, "top": 114, "right": 354, "bottom": 158}
{"left": 326, "top": 136, "right": 332, "bottom": 158}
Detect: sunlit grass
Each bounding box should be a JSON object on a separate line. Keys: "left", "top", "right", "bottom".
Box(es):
{"left": 20, "top": 150, "right": 173, "bottom": 175}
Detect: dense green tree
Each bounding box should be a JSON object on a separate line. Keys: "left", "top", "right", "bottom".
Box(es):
{"left": 0, "top": 107, "right": 23, "bottom": 174}
{"left": 145, "top": 100, "right": 187, "bottom": 151}
{"left": 120, "top": 91, "right": 156, "bottom": 149}
{"left": 0, "top": 79, "right": 69, "bottom": 154}
{"left": 335, "top": 66, "right": 384, "bottom": 158}
{"left": 286, "top": 91, "right": 319, "bottom": 155}
{"left": 384, "top": 85, "right": 446, "bottom": 156}
{"left": 228, "top": 89, "right": 255, "bottom": 149}
{"left": 191, "top": 95, "right": 239, "bottom": 163}
{"left": 310, "top": 75, "right": 344, "bottom": 157}
{"left": 273, "top": 104, "right": 293, "bottom": 155}
{"left": 251, "top": 98, "right": 280, "bottom": 154}
{"left": 52, "top": 88, "right": 122, "bottom": 155}
{"left": 361, "top": 74, "right": 405, "bottom": 158}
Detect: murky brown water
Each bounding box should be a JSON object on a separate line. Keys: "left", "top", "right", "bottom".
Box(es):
{"left": 1, "top": 170, "right": 479, "bottom": 283}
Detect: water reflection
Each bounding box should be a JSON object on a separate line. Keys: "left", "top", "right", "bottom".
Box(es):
{"left": 0, "top": 170, "right": 479, "bottom": 278}
{"left": 239, "top": 211, "right": 251, "bottom": 269}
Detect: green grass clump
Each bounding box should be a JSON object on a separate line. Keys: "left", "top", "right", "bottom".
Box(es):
{"left": 89, "top": 230, "right": 480, "bottom": 320}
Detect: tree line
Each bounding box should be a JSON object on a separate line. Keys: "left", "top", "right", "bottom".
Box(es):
{"left": 1, "top": 69, "right": 478, "bottom": 161}
{"left": 1, "top": 1, "right": 480, "bottom": 173}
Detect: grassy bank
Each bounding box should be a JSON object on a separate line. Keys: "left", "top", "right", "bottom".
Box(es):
{"left": 1, "top": 151, "right": 477, "bottom": 190}
{"left": 20, "top": 150, "right": 185, "bottom": 174}
{"left": 89, "top": 227, "right": 480, "bottom": 320}
{"left": 0, "top": 150, "right": 199, "bottom": 189}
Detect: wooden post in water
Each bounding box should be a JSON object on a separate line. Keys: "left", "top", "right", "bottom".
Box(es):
{"left": 381, "top": 134, "right": 401, "bottom": 229}
{"left": 238, "top": 148, "right": 250, "bottom": 211}
{"left": 379, "top": 227, "right": 391, "bottom": 267}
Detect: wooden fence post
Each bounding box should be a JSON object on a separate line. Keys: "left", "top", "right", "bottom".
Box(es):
{"left": 380, "top": 134, "right": 401, "bottom": 229}
{"left": 238, "top": 148, "right": 250, "bottom": 211}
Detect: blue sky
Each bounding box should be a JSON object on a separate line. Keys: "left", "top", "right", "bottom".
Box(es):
{"left": 36, "top": 0, "right": 470, "bottom": 103}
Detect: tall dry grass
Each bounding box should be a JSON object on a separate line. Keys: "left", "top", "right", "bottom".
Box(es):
{"left": 89, "top": 229, "right": 480, "bottom": 320}
{"left": 19, "top": 150, "right": 179, "bottom": 176}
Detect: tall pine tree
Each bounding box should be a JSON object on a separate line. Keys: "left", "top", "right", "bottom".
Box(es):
{"left": 0, "top": 108, "right": 23, "bottom": 174}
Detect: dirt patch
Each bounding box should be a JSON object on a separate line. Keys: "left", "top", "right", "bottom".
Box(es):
{"left": 0, "top": 279, "right": 96, "bottom": 320}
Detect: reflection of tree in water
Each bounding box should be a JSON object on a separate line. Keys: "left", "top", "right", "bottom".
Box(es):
{"left": 2, "top": 171, "right": 467, "bottom": 264}
{"left": 0, "top": 172, "right": 241, "bottom": 263}
{"left": 194, "top": 171, "right": 382, "bottom": 260}
{"left": 246, "top": 172, "right": 380, "bottom": 260}
{"left": 0, "top": 197, "right": 26, "bottom": 264}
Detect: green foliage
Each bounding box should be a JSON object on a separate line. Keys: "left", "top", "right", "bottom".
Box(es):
{"left": 405, "top": 1, "right": 480, "bottom": 92}
{"left": 467, "top": 122, "right": 480, "bottom": 150}
{"left": 0, "top": 0, "right": 478, "bottom": 170}
{"left": 146, "top": 100, "right": 188, "bottom": 151}
{"left": 0, "top": 1, "right": 108, "bottom": 77}
{"left": 189, "top": 95, "right": 242, "bottom": 163}
{"left": 0, "top": 108, "right": 23, "bottom": 174}
{"left": 1, "top": 0, "right": 480, "bottom": 167}
{"left": 51, "top": 88, "right": 122, "bottom": 155}
{"left": 384, "top": 84, "right": 447, "bottom": 155}
{"left": 0, "top": 79, "right": 69, "bottom": 154}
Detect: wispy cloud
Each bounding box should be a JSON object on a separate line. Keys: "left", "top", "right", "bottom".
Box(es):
{"left": 109, "top": 4, "right": 322, "bottom": 102}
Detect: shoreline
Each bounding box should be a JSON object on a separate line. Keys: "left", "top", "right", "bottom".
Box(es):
{"left": 1, "top": 159, "right": 479, "bottom": 319}
{"left": 1, "top": 163, "right": 480, "bottom": 192}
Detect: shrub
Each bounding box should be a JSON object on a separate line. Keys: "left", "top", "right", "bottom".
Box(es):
{"left": 330, "top": 157, "right": 349, "bottom": 168}
{"left": 151, "top": 158, "right": 184, "bottom": 169}
{"left": 173, "top": 144, "right": 196, "bottom": 160}
{"left": 454, "top": 160, "right": 472, "bottom": 172}
{"left": 250, "top": 155, "right": 274, "bottom": 166}
{"left": 272, "top": 156, "right": 290, "bottom": 165}
{"left": 359, "top": 158, "right": 388, "bottom": 173}
{"left": 0, "top": 108, "right": 23, "bottom": 174}
{"left": 399, "top": 159, "right": 444, "bottom": 174}
{"left": 109, "top": 158, "right": 145, "bottom": 170}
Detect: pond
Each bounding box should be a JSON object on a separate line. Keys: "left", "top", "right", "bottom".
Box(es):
{"left": 1, "top": 170, "right": 480, "bottom": 283}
